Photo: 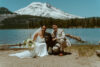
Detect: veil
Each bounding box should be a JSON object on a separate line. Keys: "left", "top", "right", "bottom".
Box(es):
{"left": 31, "top": 27, "right": 41, "bottom": 40}
{"left": 21, "top": 27, "right": 41, "bottom": 48}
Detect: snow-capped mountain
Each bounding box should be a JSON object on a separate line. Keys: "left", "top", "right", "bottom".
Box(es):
{"left": 15, "top": 2, "right": 82, "bottom": 19}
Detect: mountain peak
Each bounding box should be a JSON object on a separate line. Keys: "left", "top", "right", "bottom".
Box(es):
{"left": 29, "top": 2, "right": 43, "bottom": 6}
{"left": 29, "top": 2, "right": 51, "bottom": 6}
{"left": 28, "top": 2, "right": 52, "bottom": 9}
{"left": 15, "top": 2, "right": 82, "bottom": 19}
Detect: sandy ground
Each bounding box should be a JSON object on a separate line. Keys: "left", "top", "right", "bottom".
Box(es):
{"left": 0, "top": 50, "right": 100, "bottom": 67}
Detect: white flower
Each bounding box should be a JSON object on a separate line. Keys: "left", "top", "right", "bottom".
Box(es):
{"left": 22, "top": 38, "right": 35, "bottom": 48}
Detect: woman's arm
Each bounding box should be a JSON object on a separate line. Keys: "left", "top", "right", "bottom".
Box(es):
{"left": 33, "top": 33, "right": 38, "bottom": 41}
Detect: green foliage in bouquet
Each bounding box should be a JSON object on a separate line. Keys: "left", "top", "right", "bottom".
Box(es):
{"left": 22, "top": 39, "right": 35, "bottom": 48}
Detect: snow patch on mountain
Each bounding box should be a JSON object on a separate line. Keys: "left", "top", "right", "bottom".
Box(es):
{"left": 15, "top": 2, "right": 82, "bottom": 19}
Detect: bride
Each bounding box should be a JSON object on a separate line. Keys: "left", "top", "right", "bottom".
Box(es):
{"left": 9, "top": 25, "right": 48, "bottom": 58}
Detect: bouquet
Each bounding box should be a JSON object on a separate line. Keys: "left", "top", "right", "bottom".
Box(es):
{"left": 22, "top": 39, "right": 35, "bottom": 48}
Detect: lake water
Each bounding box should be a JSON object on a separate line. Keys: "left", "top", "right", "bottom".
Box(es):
{"left": 0, "top": 28, "right": 100, "bottom": 45}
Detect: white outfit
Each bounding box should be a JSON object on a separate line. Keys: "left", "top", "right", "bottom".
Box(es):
{"left": 52, "top": 29, "right": 71, "bottom": 50}
{"left": 9, "top": 28, "right": 48, "bottom": 58}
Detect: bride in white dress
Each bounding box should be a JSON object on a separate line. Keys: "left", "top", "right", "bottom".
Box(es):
{"left": 9, "top": 26, "right": 48, "bottom": 58}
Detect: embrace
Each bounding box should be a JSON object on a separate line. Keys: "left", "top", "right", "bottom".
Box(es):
{"left": 9, "top": 24, "right": 71, "bottom": 58}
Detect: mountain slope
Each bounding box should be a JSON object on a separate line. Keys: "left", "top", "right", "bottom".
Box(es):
{"left": 0, "top": 7, "right": 16, "bottom": 22}
{"left": 0, "top": 7, "right": 13, "bottom": 14}
{"left": 15, "top": 2, "right": 82, "bottom": 19}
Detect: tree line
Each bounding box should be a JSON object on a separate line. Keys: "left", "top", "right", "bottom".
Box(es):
{"left": 0, "top": 15, "right": 100, "bottom": 29}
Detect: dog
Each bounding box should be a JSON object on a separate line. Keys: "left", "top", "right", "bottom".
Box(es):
{"left": 44, "top": 32, "right": 61, "bottom": 55}
{"left": 44, "top": 32, "right": 56, "bottom": 54}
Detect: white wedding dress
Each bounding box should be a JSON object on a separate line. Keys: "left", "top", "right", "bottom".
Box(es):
{"left": 9, "top": 35, "right": 48, "bottom": 58}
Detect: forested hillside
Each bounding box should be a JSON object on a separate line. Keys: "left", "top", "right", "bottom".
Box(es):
{"left": 0, "top": 15, "right": 100, "bottom": 29}
{"left": 0, "top": 7, "right": 13, "bottom": 14}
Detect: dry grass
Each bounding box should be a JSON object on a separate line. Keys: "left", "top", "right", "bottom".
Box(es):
{"left": 1, "top": 44, "right": 100, "bottom": 57}
{"left": 64, "top": 45, "right": 100, "bottom": 57}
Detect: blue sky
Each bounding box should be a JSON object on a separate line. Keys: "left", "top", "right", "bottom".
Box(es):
{"left": 0, "top": 0, "right": 100, "bottom": 17}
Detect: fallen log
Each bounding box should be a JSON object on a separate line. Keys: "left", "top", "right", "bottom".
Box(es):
{"left": 0, "top": 44, "right": 21, "bottom": 48}
{"left": 0, "top": 44, "right": 22, "bottom": 49}
{"left": 66, "top": 34, "right": 85, "bottom": 43}
{"left": 0, "top": 44, "right": 32, "bottom": 50}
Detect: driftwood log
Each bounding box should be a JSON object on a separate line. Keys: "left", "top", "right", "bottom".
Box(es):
{"left": 66, "top": 34, "right": 85, "bottom": 43}
{"left": 0, "top": 44, "right": 28, "bottom": 50}
{"left": 0, "top": 43, "right": 34, "bottom": 50}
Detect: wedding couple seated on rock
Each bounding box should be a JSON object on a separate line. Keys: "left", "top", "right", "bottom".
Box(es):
{"left": 9, "top": 24, "right": 71, "bottom": 58}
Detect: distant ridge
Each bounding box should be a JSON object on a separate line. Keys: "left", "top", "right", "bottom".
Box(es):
{"left": 0, "top": 7, "right": 13, "bottom": 14}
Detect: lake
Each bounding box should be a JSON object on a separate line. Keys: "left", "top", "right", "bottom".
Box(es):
{"left": 0, "top": 28, "right": 100, "bottom": 45}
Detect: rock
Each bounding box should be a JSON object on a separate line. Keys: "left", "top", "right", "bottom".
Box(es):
{"left": 96, "top": 50, "right": 100, "bottom": 57}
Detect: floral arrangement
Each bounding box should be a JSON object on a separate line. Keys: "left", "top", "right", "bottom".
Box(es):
{"left": 22, "top": 39, "right": 35, "bottom": 48}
